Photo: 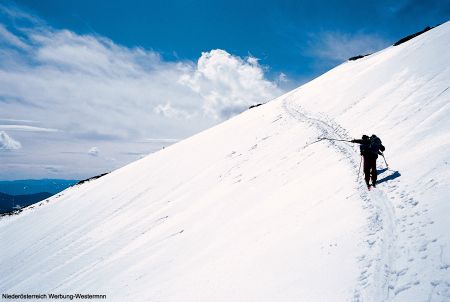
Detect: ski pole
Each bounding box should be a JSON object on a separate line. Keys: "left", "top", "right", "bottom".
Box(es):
{"left": 306, "top": 137, "right": 353, "bottom": 147}
{"left": 356, "top": 156, "right": 362, "bottom": 182}
{"left": 320, "top": 137, "right": 353, "bottom": 143}
{"left": 381, "top": 153, "right": 389, "bottom": 169}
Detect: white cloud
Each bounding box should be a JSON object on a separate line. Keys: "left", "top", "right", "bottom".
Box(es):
{"left": 139, "top": 138, "right": 180, "bottom": 143}
{"left": 88, "top": 147, "right": 100, "bottom": 157}
{"left": 308, "top": 32, "right": 388, "bottom": 62}
{"left": 180, "top": 49, "right": 282, "bottom": 119}
{"left": 0, "top": 4, "right": 41, "bottom": 24}
{"left": 0, "top": 27, "right": 282, "bottom": 139}
{"left": 0, "top": 24, "right": 29, "bottom": 49}
{"left": 0, "top": 6, "right": 285, "bottom": 179}
{"left": 0, "top": 131, "right": 21, "bottom": 150}
{"left": 153, "top": 102, "right": 193, "bottom": 119}
{"left": 277, "top": 72, "right": 288, "bottom": 83}
{"left": 0, "top": 125, "right": 59, "bottom": 132}
{"left": 0, "top": 118, "right": 37, "bottom": 123}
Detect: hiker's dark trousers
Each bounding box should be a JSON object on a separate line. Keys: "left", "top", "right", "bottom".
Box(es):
{"left": 363, "top": 156, "right": 377, "bottom": 185}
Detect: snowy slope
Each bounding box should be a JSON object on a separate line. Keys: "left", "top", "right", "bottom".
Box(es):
{"left": 1, "top": 22, "right": 449, "bottom": 302}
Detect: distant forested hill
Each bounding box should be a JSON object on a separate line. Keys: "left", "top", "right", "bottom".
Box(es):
{"left": 0, "top": 192, "right": 53, "bottom": 214}
{"left": 0, "top": 179, "right": 78, "bottom": 195}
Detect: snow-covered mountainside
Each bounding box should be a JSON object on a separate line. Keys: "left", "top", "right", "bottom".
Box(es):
{"left": 1, "top": 23, "right": 449, "bottom": 302}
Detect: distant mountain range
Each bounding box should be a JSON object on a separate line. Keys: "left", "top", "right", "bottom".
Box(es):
{"left": 0, "top": 179, "right": 78, "bottom": 214}
{"left": 0, "top": 179, "right": 78, "bottom": 195}
{"left": 0, "top": 192, "right": 53, "bottom": 214}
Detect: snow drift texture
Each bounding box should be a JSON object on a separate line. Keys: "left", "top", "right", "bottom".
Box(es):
{"left": 1, "top": 22, "right": 449, "bottom": 302}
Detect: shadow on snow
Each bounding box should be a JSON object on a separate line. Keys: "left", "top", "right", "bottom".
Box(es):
{"left": 377, "top": 169, "right": 401, "bottom": 185}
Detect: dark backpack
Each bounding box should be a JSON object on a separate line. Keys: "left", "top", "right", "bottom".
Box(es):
{"left": 368, "top": 136, "right": 382, "bottom": 156}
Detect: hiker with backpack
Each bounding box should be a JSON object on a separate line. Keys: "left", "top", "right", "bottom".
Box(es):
{"left": 351, "top": 134, "right": 385, "bottom": 189}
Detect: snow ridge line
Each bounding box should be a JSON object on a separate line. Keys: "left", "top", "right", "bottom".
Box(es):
{"left": 280, "top": 96, "right": 395, "bottom": 301}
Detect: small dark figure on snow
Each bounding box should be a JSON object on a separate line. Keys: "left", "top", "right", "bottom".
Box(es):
{"left": 351, "top": 134, "right": 385, "bottom": 188}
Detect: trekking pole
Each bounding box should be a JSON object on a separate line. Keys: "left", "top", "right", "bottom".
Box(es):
{"left": 309, "top": 137, "right": 353, "bottom": 145}
{"left": 381, "top": 152, "right": 389, "bottom": 169}
{"left": 321, "top": 137, "right": 353, "bottom": 143}
{"left": 356, "top": 156, "right": 362, "bottom": 182}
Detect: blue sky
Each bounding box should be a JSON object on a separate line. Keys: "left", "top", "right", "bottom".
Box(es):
{"left": 0, "top": 0, "right": 449, "bottom": 180}
{"left": 13, "top": 0, "right": 450, "bottom": 79}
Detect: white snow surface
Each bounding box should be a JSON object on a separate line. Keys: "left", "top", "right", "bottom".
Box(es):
{"left": 1, "top": 23, "right": 450, "bottom": 301}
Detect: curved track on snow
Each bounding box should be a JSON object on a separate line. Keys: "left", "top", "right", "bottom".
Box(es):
{"left": 281, "top": 95, "right": 441, "bottom": 301}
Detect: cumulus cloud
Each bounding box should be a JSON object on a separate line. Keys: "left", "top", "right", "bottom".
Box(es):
{"left": 88, "top": 147, "right": 100, "bottom": 157}
{"left": 0, "top": 20, "right": 282, "bottom": 137}
{"left": 307, "top": 32, "right": 388, "bottom": 62}
{"left": 180, "top": 49, "right": 281, "bottom": 119}
{"left": 0, "top": 131, "right": 21, "bottom": 150}
{"left": 0, "top": 6, "right": 285, "bottom": 179}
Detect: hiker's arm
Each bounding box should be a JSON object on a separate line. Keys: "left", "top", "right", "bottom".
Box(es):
{"left": 380, "top": 144, "right": 385, "bottom": 152}
{"left": 351, "top": 139, "right": 364, "bottom": 144}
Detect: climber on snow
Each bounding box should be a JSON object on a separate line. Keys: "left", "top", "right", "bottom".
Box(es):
{"left": 351, "top": 134, "right": 385, "bottom": 189}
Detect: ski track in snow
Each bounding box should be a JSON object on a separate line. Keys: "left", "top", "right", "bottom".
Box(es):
{"left": 281, "top": 96, "right": 449, "bottom": 302}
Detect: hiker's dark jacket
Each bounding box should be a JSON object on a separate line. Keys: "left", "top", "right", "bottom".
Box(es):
{"left": 352, "top": 138, "right": 385, "bottom": 159}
